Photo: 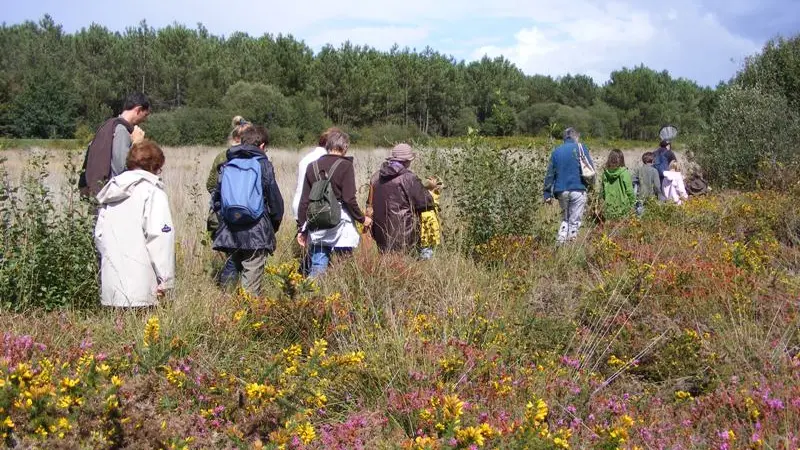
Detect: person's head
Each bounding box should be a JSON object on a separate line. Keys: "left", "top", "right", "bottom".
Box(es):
{"left": 642, "top": 152, "right": 655, "bottom": 165}
{"left": 605, "top": 149, "right": 625, "bottom": 170}
{"left": 122, "top": 92, "right": 151, "bottom": 125}
{"left": 325, "top": 129, "right": 350, "bottom": 155}
{"left": 229, "top": 116, "right": 253, "bottom": 145}
{"left": 126, "top": 140, "right": 165, "bottom": 175}
{"left": 669, "top": 160, "right": 682, "bottom": 172}
{"left": 564, "top": 127, "right": 580, "bottom": 142}
{"left": 660, "top": 139, "right": 671, "bottom": 149}
{"left": 388, "top": 143, "right": 415, "bottom": 167}
{"left": 318, "top": 127, "right": 342, "bottom": 148}
{"left": 240, "top": 125, "right": 270, "bottom": 149}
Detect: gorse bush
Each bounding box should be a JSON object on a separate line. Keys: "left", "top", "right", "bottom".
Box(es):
{"left": 0, "top": 153, "right": 97, "bottom": 311}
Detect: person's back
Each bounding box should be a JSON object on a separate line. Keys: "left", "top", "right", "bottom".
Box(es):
{"left": 601, "top": 149, "right": 635, "bottom": 220}
{"left": 94, "top": 142, "right": 174, "bottom": 307}
{"left": 635, "top": 164, "right": 661, "bottom": 201}
{"left": 212, "top": 126, "right": 284, "bottom": 294}
{"left": 662, "top": 161, "right": 688, "bottom": 205}
{"left": 544, "top": 140, "right": 587, "bottom": 197}
{"left": 419, "top": 177, "right": 442, "bottom": 259}
{"left": 371, "top": 144, "right": 434, "bottom": 253}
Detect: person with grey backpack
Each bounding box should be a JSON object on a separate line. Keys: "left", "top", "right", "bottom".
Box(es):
{"left": 296, "top": 129, "right": 371, "bottom": 277}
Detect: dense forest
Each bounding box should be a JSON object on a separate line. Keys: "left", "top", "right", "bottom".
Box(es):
{"left": 0, "top": 15, "right": 727, "bottom": 146}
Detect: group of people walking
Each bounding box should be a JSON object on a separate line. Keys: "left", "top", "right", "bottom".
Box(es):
{"left": 544, "top": 127, "right": 703, "bottom": 244}
{"left": 81, "top": 94, "right": 440, "bottom": 307}
{"left": 81, "top": 93, "right": 705, "bottom": 308}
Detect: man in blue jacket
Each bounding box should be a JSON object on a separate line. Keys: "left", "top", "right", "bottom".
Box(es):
{"left": 543, "top": 127, "right": 595, "bottom": 244}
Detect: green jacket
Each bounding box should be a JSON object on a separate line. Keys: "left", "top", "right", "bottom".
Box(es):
{"left": 206, "top": 150, "right": 228, "bottom": 194}
{"left": 601, "top": 167, "right": 636, "bottom": 220}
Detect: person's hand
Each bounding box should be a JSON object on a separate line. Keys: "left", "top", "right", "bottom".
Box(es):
{"left": 296, "top": 232, "right": 307, "bottom": 248}
{"left": 131, "top": 125, "right": 145, "bottom": 144}
{"left": 156, "top": 283, "right": 167, "bottom": 298}
{"left": 544, "top": 198, "right": 553, "bottom": 205}
{"left": 363, "top": 216, "right": 373, "bottom": 229}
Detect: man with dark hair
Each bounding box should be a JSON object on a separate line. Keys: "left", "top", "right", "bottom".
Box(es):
{"left": 212, "top": 125, "right": 284, "bottom": 294}
{"left": 79, "top": 92, "right": 151, "bottom": 197}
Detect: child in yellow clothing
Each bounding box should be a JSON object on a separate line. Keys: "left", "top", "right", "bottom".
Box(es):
{"left": 420, "top": 177, "right": 442, "bottom": 260}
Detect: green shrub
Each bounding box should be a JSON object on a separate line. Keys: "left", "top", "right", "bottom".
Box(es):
{"left": 146, "top": 107, "right": 229, "bottom": 146}
{"left": 0, "top": 152, "right": 98, "bottom": 311}
{"left": 422, "top": 133, "right": 549, "bottom": 249}
{"left": 695, "top": 84, "right": 800, "bottom": 188}
{"left": 352, "top": 123, "right": 430, "bottom": 147}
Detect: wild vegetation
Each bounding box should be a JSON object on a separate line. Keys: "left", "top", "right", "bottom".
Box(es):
{"left": 1, "top": 14, "right": 800, "bottom": 450}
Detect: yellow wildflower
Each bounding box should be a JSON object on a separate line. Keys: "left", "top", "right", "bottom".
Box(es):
{"left": 442, "top": 394, "right": 464, "bottom": 423}
{"left": 296, "top": 422, "right": 316, "bottom": 444}
{"left": 143, "top": 316, "right": 160, "bottom": 347}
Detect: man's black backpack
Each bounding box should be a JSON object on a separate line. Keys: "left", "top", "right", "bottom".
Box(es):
{"left": 306, "top": 160, "right": 343, "bottom": 230}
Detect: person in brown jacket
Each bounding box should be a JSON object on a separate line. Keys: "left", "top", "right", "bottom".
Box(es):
{"left": 367, "top": 143, "right": 435, "bottom": 254}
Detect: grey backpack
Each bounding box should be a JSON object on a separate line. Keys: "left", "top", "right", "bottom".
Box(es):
{"left": 306, "top": 159, "right": 343, "bottom": 230}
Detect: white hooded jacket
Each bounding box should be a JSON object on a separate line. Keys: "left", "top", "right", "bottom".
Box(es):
{"left": 94, "top": 169, "right": 175, "bottom": 307}
{"left": 662, "top": 170, "right": 688, "bottom": 205}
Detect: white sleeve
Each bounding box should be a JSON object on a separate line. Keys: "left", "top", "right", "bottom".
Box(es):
{"left": 677, "top": 175, "right": 688, "bottom": 200}
{"left": 292, "top": 158, "right": 307, "bottom": 220}
{"left": 143, "top": 188, "right": 176, "bottom": 288}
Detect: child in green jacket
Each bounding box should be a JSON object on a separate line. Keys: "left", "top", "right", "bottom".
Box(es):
{"left": 601, "top": 149, "right": 636, "bottom": 220}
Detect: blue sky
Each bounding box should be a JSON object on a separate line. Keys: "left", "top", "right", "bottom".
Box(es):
{"left": 2, "top": 0, "right": 798, "bottom": 86}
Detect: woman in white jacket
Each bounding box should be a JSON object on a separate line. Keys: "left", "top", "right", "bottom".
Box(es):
{"left": 94, "top": 140, "right": 175, "bottom": 307}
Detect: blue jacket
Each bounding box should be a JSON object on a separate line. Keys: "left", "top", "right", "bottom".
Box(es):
{"left": 543, "top": 138, "right": 595, "bottom": 200}
{"left": 212, "top": 144, "right": 284, "bottom": 253}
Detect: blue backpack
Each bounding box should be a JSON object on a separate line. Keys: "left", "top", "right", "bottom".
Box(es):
{"left": 220, "top": 156, "right": 266, "bottom": 225}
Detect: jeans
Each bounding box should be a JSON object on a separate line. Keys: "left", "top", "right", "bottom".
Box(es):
{"left": 309, "top": 245, "right": 353, "bottom": 278}
{"left": 218, "top": 255, "right": 239, "bottom": 287}
{"left": 557, "top": 191, "right": 587, "bottom": 244}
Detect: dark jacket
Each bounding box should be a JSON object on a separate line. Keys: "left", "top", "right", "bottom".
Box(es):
{"left": 79, "top": 117, "right": 134, "bottom": 197}
{"left": 543, "top": 138, "right": 595, "bottom": 200}
{"left": 369, "top": 161, "right": 434, "bottom": 252}
{"left": 297, "top": 154, "right": 365, "bottom": 228}
{"left": 212, "top": 144, "right": 284, "bottom": 253}
{"left": 653, "top": 146, "right": 677, "bottom": 180}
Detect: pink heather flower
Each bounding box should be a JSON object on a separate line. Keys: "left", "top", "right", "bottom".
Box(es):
{"left": 448, "top": 438, "right": 458, "bottom": 446}
{"left": 766, "top": 398, "right": 785, "bottom": 410}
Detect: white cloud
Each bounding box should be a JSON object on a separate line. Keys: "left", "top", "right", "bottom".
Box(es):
{"left": 471, "top": 0, "right": 760, "bottom": 85}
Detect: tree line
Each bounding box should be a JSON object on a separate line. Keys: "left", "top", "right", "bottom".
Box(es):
{"left": 0, "top": 15, "right": 742, "bottom": 146}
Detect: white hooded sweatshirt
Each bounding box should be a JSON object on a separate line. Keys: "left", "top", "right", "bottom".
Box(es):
{"left": 662, "top": 170, "right": 688, "bottom": 205}
{"left": 94, "top": 169, "right": 175, "bottom": 307}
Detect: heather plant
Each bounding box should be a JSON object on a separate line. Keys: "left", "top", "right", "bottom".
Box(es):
{"left": 0, "top": 152, "right": 97, "bottom": 311}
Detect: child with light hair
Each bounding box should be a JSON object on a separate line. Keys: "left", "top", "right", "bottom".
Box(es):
{"left": 419, "top": 177, "right": 443, "bottom": 259}
{"left": 662, "top": 160, "right": 688, "bottom": 205}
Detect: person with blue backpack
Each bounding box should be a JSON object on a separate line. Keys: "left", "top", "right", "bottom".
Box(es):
{"left": 212, "top": 126, "right": 284, "bottom": 295}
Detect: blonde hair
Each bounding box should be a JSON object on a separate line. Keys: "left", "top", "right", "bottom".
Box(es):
{"left": 229, "top": 116, "right": 253, "bottom": 144}
{"left": 669, "top": 160, "right": 681, "bottom": 172}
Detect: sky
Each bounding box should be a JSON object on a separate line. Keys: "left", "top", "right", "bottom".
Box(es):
{"left": 2, "top": 0, "right": 798, "bottom": 87}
